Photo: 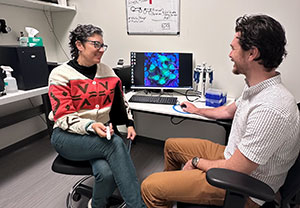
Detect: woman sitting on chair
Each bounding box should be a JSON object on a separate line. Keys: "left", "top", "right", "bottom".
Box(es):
{"left": 48, "top": 24, "right": 146, "bottom": 208}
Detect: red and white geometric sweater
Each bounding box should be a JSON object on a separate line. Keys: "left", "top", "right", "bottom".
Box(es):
{"left": 48, "top": 62, "right": 133, "bottom": 135}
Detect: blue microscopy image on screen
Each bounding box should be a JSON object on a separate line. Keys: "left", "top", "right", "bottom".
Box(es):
{"left": 144, "top": 53, "right": 179, "bottom": 87}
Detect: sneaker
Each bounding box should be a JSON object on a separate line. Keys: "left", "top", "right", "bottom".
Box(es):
{"left": 87, "top": 198, "right": 92, "bottom": 208}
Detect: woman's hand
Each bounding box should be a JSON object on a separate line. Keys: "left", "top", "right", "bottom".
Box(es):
{"left": 127, "top": 126, "right": 136, "bottom": 141}
{"left": 92, "top": 122, "right": 114, "bottom": 138}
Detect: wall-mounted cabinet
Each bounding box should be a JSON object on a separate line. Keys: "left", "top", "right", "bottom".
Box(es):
{"left": 0, "top": 0, "right": 76, "bottom": 12}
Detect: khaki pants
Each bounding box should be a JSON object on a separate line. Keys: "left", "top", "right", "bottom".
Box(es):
{"left": 141, "top": 138, "right": 260, "bottom": 208}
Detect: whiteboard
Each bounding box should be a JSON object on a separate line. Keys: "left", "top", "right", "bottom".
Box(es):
{"left": 126, "top": 0, "right": 180, "bottom": 35}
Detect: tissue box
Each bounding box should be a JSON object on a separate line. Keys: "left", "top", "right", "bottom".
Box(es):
{"left": 20, "top": 37, "right": 43, "bottom": 47}
{"left": 205, "top": 88, "right": 227, "bottom": 107}
{"left": 28, "top": 37, "right": 43, "bottom": 47}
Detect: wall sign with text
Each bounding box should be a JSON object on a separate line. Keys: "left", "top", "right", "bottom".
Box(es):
{"left": 126, "top": 0, "right": 180, "bottom": 35}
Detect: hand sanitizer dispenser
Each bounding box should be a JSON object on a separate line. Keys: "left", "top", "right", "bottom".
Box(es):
{"left": 1, "top": 65, "right": 18, "bottom": 93}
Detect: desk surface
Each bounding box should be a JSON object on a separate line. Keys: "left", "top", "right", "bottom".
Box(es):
{"left": 0, "top": 86, "right": 48, "bottom": 105}
{"left": 126, "top": 91, "right": 235, "bottom": 121}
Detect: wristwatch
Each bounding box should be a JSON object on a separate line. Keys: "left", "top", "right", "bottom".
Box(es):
{"left": 192, "top": 157, "right": 200, "bottom": 169}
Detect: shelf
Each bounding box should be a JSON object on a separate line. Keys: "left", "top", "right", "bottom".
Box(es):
{"left": 0, "top": 0, "right": 76, "bottom": 12}
{"left": 0, "top": 86, "right": 48, "bottom": 106}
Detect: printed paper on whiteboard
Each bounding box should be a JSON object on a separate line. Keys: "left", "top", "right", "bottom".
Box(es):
{"left": 126, "top": 0, "right": 180, "bottom": 35}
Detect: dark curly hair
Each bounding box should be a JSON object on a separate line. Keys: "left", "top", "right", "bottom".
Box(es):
{"left": 235, "top": 14, "right": 287, "bottom": 71}
{"left": 69, "top": 24, "right": 103, "bottom": 59}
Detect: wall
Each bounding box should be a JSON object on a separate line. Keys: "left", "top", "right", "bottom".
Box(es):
{"left": 0, "top": 4, "right": 58, "bottom": 61}
{"left": 53, "top": 0, "right": 300, "bottom": 101}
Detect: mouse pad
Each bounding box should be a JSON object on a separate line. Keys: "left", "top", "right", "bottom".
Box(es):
{"left": 172, "top": 104, "right": 190, "bottom": 114}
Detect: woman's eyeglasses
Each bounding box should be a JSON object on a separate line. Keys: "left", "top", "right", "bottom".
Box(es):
{"left": 85, "top": 40, "right": 108, "bottom": 51}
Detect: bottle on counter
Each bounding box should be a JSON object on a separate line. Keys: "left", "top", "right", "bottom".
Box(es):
{"left": 0, "top": 65, "right": 18, "bottom": 93}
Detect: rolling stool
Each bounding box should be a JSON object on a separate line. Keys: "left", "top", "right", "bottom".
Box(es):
{"left": 51, "top": 131, "right": 131, "bottom": 208}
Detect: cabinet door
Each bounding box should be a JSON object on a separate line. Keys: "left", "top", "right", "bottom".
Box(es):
{"left": 17, "top": 46, "right": 49, "bottom": 90}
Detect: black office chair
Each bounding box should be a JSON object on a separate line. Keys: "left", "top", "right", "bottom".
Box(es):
{"left": 51, "top": 126, "right": 131, "bottom": 208}
{"left": 278, "top": 151, "right": 300, "bottom": 208}
{"left": 215, "top": 119, "right": 232, "bottom": 145}
{"left": 178, "top": 103, "right": 300, "bottom": 208}
{"left": 177, "top": 166, "right": 275, "bottom": 208}
{"left": 52, "top": 155, "right": 93, "bottom": 207}
{"left": 275, "top": 102, "right": 300, "bottom": 208}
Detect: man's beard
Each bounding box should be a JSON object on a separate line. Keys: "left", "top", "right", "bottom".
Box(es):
{"left": 232, "top": 64, "right": 241, "bottom": 75}
{"left": 232, "top": 68, "right": 240, "bottom": 75}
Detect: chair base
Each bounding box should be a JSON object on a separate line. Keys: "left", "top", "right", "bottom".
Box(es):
{"left": 116, "top": 202, "right": 126, "bottom": 208}
{"left": 66, "top": 175, "right": 125, "bottom": 208}
{"left": 67, "top": 175, "right": 93, "bottom": 208}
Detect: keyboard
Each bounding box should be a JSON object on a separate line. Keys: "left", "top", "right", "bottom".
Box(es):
{"left": 129, "top": 95, "right": 178, "bottom": 105}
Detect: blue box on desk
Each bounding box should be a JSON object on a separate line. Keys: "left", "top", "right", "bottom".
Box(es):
{"left": 205, "top": 88, "right": 227, "bottom": 107}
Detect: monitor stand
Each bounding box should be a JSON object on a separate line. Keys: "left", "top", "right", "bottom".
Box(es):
{"left": 143, "top": 89, "right": 174, "bottom": 95}
{"left": 163, "top": 89, "right": 174, "bottom": 93}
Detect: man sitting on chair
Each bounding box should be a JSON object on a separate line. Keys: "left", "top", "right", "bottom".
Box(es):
{"left": 141, "top": 14, "right": 300, "bottom": 208}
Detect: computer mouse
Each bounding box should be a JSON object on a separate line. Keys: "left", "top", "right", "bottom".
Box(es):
{"left": 180, "top": 103, "right": 187, "bottom": 108}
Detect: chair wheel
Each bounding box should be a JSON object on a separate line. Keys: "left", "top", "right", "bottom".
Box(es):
{"left": 72, "top": 192, "right": 81, "bottom": 201}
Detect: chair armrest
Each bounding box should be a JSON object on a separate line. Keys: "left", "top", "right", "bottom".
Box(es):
{"left": 215, "top": 119, "right": 232, "bottom": 127}
{"left": 206, "top": 168, "right": 275, "bottom": 202}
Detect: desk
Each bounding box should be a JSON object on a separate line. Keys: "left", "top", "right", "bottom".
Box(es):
{"left": 0, "top": 86, "right": 51, "bottom": 137}
{"left": 126, "top": 91, "right": 216, "bottom": 121}
{"left": 126, "top": 91, "right": 234, "bottom": 144}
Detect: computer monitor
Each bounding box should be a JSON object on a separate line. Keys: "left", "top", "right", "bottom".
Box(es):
{"left": 130, "top": 52, "right": 193, "bottom": 91}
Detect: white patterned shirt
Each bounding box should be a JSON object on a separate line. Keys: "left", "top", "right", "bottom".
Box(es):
{"left": 224, "top": 73, "right": 300, "bottom": 205}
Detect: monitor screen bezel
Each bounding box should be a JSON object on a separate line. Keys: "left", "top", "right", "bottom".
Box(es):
{"left": 130, "top": 52, "right": 193, "bottom": 91}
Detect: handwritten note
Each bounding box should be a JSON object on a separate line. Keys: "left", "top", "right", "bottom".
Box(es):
{"left": 126, "top": 0, "right": 180, "bottom": 34}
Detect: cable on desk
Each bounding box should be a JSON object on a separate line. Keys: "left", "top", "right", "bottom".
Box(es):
{"left": 184, "top": 89, "right": 202, "bottom": 102}
{"left": 170, "top": 115, "right": 186, "bottom": 125}
{"left": 171, "top": 104, "right": 189, "bottom": 125}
